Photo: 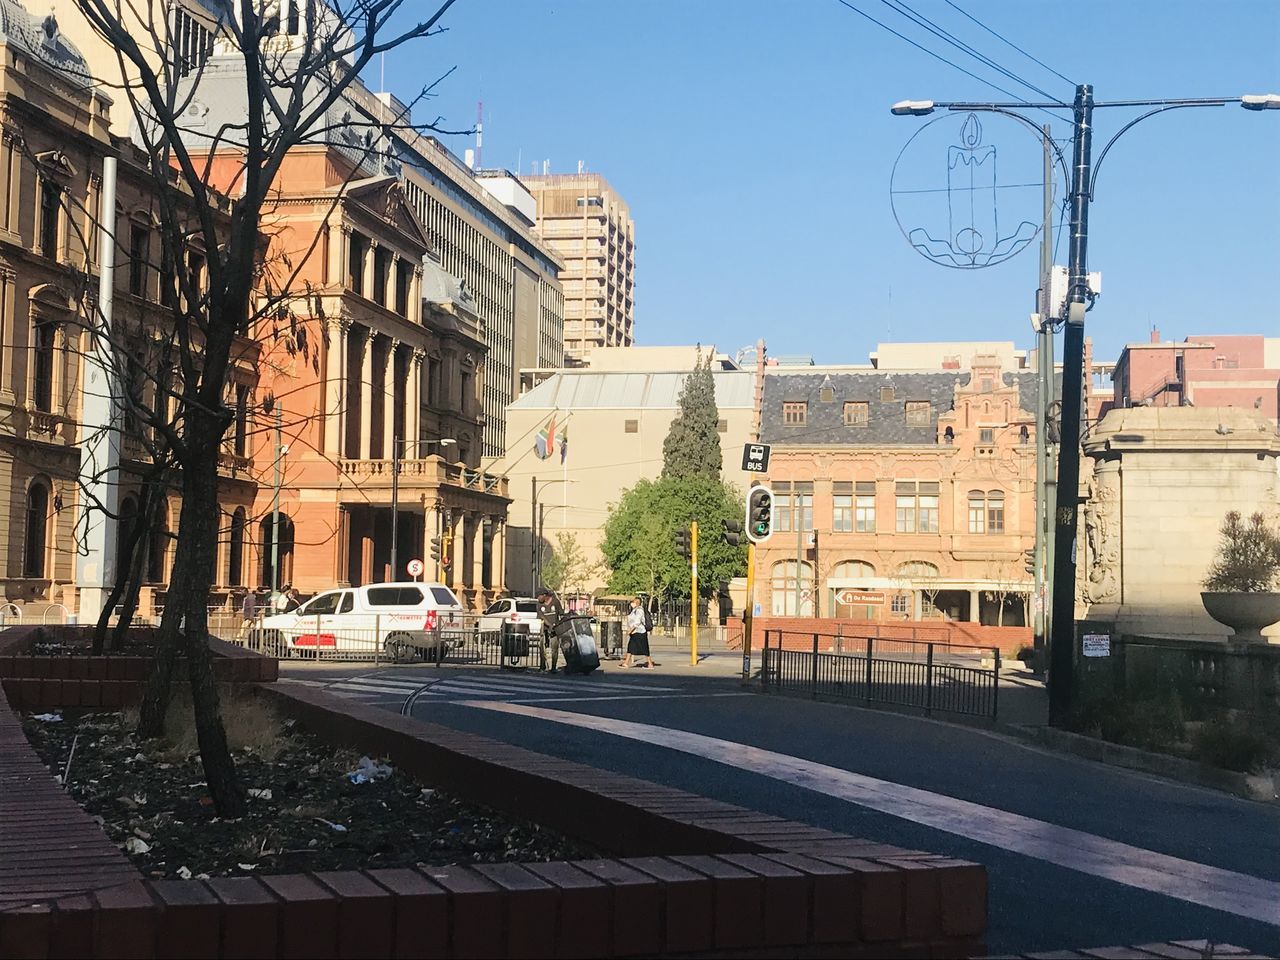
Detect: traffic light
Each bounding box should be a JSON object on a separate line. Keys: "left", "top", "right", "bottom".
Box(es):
{"left": 746, "top": 485, "right": 774, "bottom": 543}
{"left": 430, "top": 537, "right": 443, "bottom": 562}
{"left": 672, "top": 527, "right": 691, "bottom": 560}
{"left": 722, "top": 518, "right": 743, "bottom": 546}
{"left": 1024, "top": 547, "right": 1036, "bottom": 576}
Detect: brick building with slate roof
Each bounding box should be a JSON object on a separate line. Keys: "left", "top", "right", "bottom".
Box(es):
{"left": 753, "top": 350, "right": 1038, "bottom": 624}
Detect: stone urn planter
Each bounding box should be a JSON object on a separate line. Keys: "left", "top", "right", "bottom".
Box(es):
{"left": 1201, "top": 592, "right": 1280, "bottom": 644}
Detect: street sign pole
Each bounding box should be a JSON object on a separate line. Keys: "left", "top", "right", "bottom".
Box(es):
{"left": 742, "top": 542, "right": 756, "bottom": 681}
{"left": 690, "top": 520, "right": 698, "bottom": 667}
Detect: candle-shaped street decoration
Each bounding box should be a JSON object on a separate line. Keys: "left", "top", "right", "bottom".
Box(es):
{"left": 948, "top": 113, "right": 997, "bottom": 262}
{"left": 892, "top": 108, "right": 1045, "bottom": 270}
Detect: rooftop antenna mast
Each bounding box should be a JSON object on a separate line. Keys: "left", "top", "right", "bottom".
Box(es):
{"left": 475, "top": 100, "right": 483, "bottom": 169}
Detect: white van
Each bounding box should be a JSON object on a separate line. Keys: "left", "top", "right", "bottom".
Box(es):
{"left": 254, "top": 582, "right": 464, "bottom": 662}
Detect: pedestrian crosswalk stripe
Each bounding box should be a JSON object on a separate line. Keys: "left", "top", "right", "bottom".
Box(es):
{"left": 318, "top": 671, "right": 678, "bottom": 704}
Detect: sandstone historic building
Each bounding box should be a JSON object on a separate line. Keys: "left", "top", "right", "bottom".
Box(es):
{"left": 753, "top": 351, "right": 1038, "bottom": 625}
{"left": 0, "top": 5, "right": 259, "bottom": 613}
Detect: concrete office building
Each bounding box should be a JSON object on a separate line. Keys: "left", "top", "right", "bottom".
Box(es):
{"left": 521, "top": 173, "right": 635, "bottom": 361}
{"left": 504, "top": 346, "right": 754, "bottom": 596}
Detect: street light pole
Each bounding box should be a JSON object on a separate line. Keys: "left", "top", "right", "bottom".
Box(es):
{"left": 1048, "top": 84, "right": 1095, "bottom": 725}
{"left": 890, "top": 87, "right": 1276, "bottom": 726}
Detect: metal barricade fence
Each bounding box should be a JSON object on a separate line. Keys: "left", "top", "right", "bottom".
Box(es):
{"left": 759, "top": 628, "right": 1000, "bottom": 720}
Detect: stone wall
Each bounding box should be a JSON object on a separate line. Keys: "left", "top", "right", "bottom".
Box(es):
{"left": 1082, "top": 407, "right": 1280, "bottom": 641}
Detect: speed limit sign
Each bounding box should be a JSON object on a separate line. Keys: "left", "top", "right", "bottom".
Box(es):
{"left": 406, "top": 558, "right": 425, "bottom": 579}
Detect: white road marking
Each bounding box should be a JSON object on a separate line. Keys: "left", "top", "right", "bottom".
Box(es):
{"left": 463, "top": 701, "right": 1280, "bottom": 926}
{"left": 315, "top": 671, "right": 679, "bottom": 705}
{"left": 508, "top": 692, "right": 751, "bottom": 705}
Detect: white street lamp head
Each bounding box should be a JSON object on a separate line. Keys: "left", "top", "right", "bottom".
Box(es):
{"left": 891, "top": 99, "right": 935, "bottom": 116}
{"left": 1241, "top": 93, "right": 1280, "bottom": 110}
{"left": 438, "top": 438, "right": 457, "bottom": 446}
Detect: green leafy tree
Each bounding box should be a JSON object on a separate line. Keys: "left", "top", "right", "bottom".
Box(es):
{"left": 662, "top": 353, "right": 722, "bottom": 479}
{"left": 541, "top": 532, "right": 598, "bottom": 594}
{"left": 601, "top": 476, "right": 746, "bottom": 600}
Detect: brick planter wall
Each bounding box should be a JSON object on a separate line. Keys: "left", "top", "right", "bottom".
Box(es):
{"left": 727, "top": 617, "right": 1030, "bottom": 658}
{"left": 1, "top": 677, "right": 988, "bottom": 957}
{"left": 0, "top": 627, "right": 277, "bottom": 712}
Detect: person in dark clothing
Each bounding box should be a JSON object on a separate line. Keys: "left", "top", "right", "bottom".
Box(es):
{"left": 622, "top": 596, "right": 655, "bottom": 668}
{"left": 536, "top": 587, "right": 563, "bottom": 672}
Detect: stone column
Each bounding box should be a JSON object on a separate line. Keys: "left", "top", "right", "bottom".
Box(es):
{"left": 335, "top": 506, "right": 350, "bottom": 585}
{"left": 363, "top": 239, "right": 378, "bottom": 301}
{"left": 5, "top": 133, "right": 22, "bottom": 235}
{"left": 359, "top": 327, "right": 374, "bottom": 459}
{"left": 969, "top": 589, "right": 982, "bottom": 624}
{"left": 389, "top": 252, "right": 401, "bottom": 313}
{"left": 491, "top": 519, "right": 505, "bottom": 594}
{"left": 410, "top": 349, "right": 425, "bottom": 458}
{"left": 471, "top": 513, "right": 485, "bottom": 602}
{"left": 912, "top": 591, "right": 924, "bottom": 621}
{"left": 323, "top": 318, "right": 348, "bottom": 459}
{"left": 412, "top": 265, "right": 424, "bottom": 323}
{"left": 0, "top": 133, "right": 12, "bottom": 232}
{"left": 336, "top": 225, "right": 351, "bottom": 289}
{"left": 383, "top": 339, "right": 399, "bottom": 456}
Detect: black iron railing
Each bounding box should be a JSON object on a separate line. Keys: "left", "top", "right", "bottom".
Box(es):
{"left": 759, "top": 629, "right": 1000, "bottom": 719}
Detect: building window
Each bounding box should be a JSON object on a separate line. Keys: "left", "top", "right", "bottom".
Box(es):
{"left": 783, "top": 401, "right": 807, "bottom": 426}
{"left": 624, "top": 419, "right": 638, "bottom": 434}
{"left": 128, "top": 223, "right": 148, "bottom": 297}
{"left": 173, "top": 8, "right": 214, "bottom": 78}
{"left": 987, "top": 490, "right": 1005, "bottom": 533}
{"left": 228, "top": 508, "right": 246, "bottom": 587}
{"left": 968, "top": 489, "right": 986, "bottom": 534}
{"left": 981, "top": 378, "right": 994, "bottom": 393}
{"left": 979, "top": 428, "right": 995, "bottom": 444}
{"left": 1019, "top": 425, "right": 1030, "bottom": 444}
{"left": 32, "top": 320, "right": 56, "bottom": 412}
{"left": 891, "top": 594, "right": 909, "bottom": 615}
{"left": 373, "top": 247, "right": 390, "bottom": 306}
{"left": 844, "top": 401, "right": 869, "bottom": 426}
{"left": 234, "top": 385, "right": 248, "bottom": 457}
{"left": 717, "top": 419, "right": 728, "bottom": 433}
{"left": 832, "top": 481, "right": 852, "bottom": 532}
{"left": 855, "top": 481, "right": 876, "bottom": 532}
{"left": 23, "top": 481, "right": 50, "bottom": 578}
{"left": 39, "top": 180, "right": 60, "bottom": 258}
{"left": 881, "top": 386, "right": 895, "bottom": 402}
{"left": 968, "top": 489, "right": 1006, "bottom": 534}
{"left": 770, "top": 560, "right": 813, "bottom": 616}
{"left": 905, "top": 401, "right": 931, "bottom": 426}
{"left": 427, "top": 356, "right": 441, "bottom": 406}
{"left": 347, "top": 232, "right": 366, "bottom": 293}
{"left": 394, "top": 259, "right": 411, "bottom": 316}
{"left": 186, "top": 249, "right": 205, "bottom": 311}
{"left": 895, "top": 481, "right": 939, "bottom": 533}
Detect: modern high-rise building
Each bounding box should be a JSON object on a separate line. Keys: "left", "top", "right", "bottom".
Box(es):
{"left": 520, "top": 173, "right": 635, "bottom": 361}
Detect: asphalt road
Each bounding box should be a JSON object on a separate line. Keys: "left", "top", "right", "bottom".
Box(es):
{"left": 281, "top": 659, "right": 1280, "bottom": 955}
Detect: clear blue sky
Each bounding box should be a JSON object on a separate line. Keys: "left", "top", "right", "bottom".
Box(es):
{"left": 383, "top": 0, "right": 1279, "bottom": 364}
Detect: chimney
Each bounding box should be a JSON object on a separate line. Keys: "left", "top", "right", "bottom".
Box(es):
{"left": 1150, "top": 327, "right": 1160, "bottom": 344}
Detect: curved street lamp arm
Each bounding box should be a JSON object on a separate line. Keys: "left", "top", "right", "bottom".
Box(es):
{"left": 944, "top": 103, "right": 1072, "bottom": 191}
{"left": 1089, "top": 102, "right": 1227, "bottom": 198}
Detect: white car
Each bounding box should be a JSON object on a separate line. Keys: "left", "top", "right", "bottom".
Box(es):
{"left": 254, "top": 582, "right": 464, "bottom": 662}
{"left": 477, "top": 597, "right": 544, "bottom": 641}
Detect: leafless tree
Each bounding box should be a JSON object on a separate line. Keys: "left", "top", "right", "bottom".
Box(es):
{"left": 68, "top": 0, "right": 462, "bottom": 815}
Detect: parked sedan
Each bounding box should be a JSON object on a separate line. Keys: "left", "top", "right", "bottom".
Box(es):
{"left": 477, "top": 597, "right": 544, "bottom": 641}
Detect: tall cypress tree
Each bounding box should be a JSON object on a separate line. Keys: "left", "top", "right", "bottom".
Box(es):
{"left": 662, "top": 352, "right": 722, "bottom": 479}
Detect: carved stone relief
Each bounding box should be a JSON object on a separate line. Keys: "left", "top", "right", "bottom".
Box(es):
{"left": 1083, "top": 467, "right": 1121, "bottom": 603}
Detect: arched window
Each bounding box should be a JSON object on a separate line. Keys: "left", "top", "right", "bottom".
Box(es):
{"left": 23, "top": 480, "right": 50, "bottom": 578}
{"left": 896, "top": 561, "right": 939, "bottom": 579}
{"left": 32, "top": 319, "right": 56, "bottom": 412}
{"left": 830, "top": 560, "right": 875, "bottom": 579}
{"left": 1019, "top": 424, "right": 1030, "bottom": 444}
{"left": 967, "top": 490, "right": 1005, "bottom": 534}
{"left": 147, "top": 499, "right": 170, "bottom": 584}
{"left": 228, "top": 508, "right": 246, "bottom": 587}
{"left": 770, "top": 560, "right": 813, "bottom": 616}
{"left": 943, "top": 425, "right": 955, "bottom": 444}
